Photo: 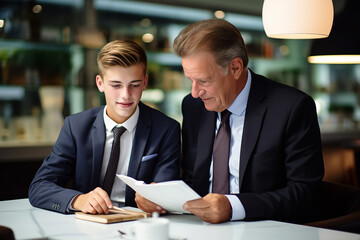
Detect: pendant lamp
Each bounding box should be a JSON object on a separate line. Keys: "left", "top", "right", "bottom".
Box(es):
{"left": 308, "top": 0, "right": 360, "bottom": 64}
{"left": 262, "top": 0, "right": 334, "bottom": 39}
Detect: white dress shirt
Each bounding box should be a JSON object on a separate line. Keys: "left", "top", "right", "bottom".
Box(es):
{"left": 100, "top": 105, "right": 139, "bottom": 204}
{"left": 209, "top": 69, "right": 252, "bottom": 220}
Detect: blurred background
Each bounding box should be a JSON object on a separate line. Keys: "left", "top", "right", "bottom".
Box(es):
{"left": 0, "top": 0, "right": 359, "bottom": 200}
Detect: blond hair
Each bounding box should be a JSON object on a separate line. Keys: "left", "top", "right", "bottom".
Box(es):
{"left": 97, "top": 40, "right": 147, "bottom": 77}
{"left": 173, "top": 19, "right": 248, "bottom": 70}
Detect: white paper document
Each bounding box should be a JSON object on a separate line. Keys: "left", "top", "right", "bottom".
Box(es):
{"left": 117, "top": 174, "right": 201, "bottom": 214}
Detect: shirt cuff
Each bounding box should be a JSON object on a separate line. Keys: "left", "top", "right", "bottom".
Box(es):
{"left": 66, "top": 195, "right": 78, "bottom": 213}
{"left": 226, "top": 195, "right": 246, "bottom": 220}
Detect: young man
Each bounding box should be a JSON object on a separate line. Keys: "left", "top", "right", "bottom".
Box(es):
{"left": 173, "top": 19, "right": 324, "bottom": 224}
{"left": 29, "top": 40, "right": 180, "bottom": 214}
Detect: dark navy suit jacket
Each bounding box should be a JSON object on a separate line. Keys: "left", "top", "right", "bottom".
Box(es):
{"left": 29, "top": 102, "right": 180, "bottom": 213}
{"left": 181, "top": 70, "right": 324, "bottom": 223}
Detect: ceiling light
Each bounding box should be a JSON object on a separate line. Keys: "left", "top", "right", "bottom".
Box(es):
{"left": 214, "top": 10, "right": 225, "bottom": 19}
{"left": 308, "top": 55, "right": 360, "bottom": 65}
{"left": 32, "top": 4, "right": 42, "bottom": 14}
{"left": 308, "top": 1, "right": 360, "bottom": 64}
{"left": 142, "top": 33, "right": 154, "bottom": 43}
{"left": 262, "top": 0, "right": 333, "bottom": 39}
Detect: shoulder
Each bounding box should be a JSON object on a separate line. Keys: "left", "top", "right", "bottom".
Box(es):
{"left": 139, "top": 102, "right": 179, "bottom": 127}
{"left": 182, "top": 94, "right": 203, "bottom": 107}
{"left": 65, "top": 106, "right": 104, "bottom": 128}
{"left": 182, "top": 94, "right": 205, "bottom": 115}
{"left": 251, "top": 71, "right": 313, "bottom": 105}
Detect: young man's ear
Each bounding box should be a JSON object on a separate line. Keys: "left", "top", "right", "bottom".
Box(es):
{"left": 143, "top": 74, "right": 148, "bottom": 90}
{"left": 96, "top": 75, "right": 104, "bottom": 92}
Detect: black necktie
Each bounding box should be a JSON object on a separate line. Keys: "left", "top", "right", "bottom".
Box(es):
{"left": 212, "top": 110, "right": 231, "bottom": 194}
{"left": 103, "top": 126, "right": 126, "bottom": 196}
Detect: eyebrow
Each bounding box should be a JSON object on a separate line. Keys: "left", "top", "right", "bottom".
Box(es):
{"left": 184, "top": 71, "right": 210, "bottom": 82}
{"left": 108, "top": 79, "right": 142, "bottom": 84}
{"left": 187, "top": 76, "right": 209, "bottom": 82}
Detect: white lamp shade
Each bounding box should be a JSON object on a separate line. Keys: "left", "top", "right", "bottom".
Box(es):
{"left": 262, "top": 0, "right": 334, "bottom": 39}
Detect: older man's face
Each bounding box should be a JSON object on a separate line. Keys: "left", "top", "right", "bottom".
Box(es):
{"left": 182, "top": 52, "right": 239, "bottom": 112}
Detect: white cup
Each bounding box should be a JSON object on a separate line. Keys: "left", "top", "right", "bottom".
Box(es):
{"left": 132, "top": 217, "right": 169, "bottom": 240}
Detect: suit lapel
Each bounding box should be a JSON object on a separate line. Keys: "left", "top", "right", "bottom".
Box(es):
{"left": 90, "top": 107, "right": 106, "bottom": 189}
{"left": 239, "top": 72, "right": 267, "bottom": 189}
{"left": 193, "top": 107, "right": 217, "bottom": 196}
{"left": 127, "top": 102, "right": 151, "bottom": 178}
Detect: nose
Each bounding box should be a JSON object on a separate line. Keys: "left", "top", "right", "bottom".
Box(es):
{"left": 122, "top": 86, "right": 131, "bottom": 99}
{"left": 191, "top": 81, "right": 204, "bottom": 98}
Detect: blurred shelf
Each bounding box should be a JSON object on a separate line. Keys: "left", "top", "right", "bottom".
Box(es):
{"left": 0, "top": 141, "right": 53, "bottom": 162}
{"left": 147, "top": 52, "right": 182, "bottom": 66}
{"left": 321, "top": 130, "right": 360, "bottom": 145}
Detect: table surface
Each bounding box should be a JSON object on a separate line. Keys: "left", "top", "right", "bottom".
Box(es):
{"left": 1, "top": 198, "right": 360, "bottom": 240}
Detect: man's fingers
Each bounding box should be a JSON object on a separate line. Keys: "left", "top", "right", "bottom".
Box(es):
{"left": 183, "top": 194, "right": 232, "bottom": 223}
{"left": 94, "top": 187, "right": 113, "bottom": 209}
{"left": 74, "top": 188, "right": 112, "bottom": 214}
{"left": 135, "top": 193, "right": 166, "bottom": 214}
{"left": 90, "top": 188, "right": 113, "bottom": 214}
{"left": 183, "top": 198, "right": 209, "bottom": 218}
{"left": 135, "top": 194, "right": 147, "bottom": 210}
{"left": 183, "top": 198, "right": 207, "bottom": 211}
{"left": 87, "top": 195, "right": 106, "bottom": 214}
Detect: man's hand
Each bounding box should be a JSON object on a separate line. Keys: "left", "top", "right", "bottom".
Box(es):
{"left": 135, "top": 192, "right": 167, "bottom": 214}
{"left": 72, "top": 187, "right": 113, "bottom": 214}
{"left": 183, "top": 193, "right": 232, "bottom": 223}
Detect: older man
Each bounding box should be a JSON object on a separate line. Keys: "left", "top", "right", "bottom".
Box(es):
{"left": 173, "top": 18, "right": 324, "bottom": 224}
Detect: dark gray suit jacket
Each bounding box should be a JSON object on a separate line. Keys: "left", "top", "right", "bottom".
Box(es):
{"left": 29, "top": 102, "right": 180, "bottom": 213}
{"left": 181, "top": 70, "right": 324, "bottom": 223}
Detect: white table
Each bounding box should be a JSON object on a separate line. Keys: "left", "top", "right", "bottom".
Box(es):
{"left": 0, "top": 198, "right": 359, "bottom": 240}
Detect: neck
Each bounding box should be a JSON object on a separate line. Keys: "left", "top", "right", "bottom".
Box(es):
{"left": 233, "top": 67, "right": 248, "bottom": 97}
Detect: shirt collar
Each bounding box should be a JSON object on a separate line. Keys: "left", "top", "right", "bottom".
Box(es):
{"left": 103, "top": 105, "right": 139, "bottom": 133}
{"left": 228, "top": 68, "right": 252, "bottom": 116}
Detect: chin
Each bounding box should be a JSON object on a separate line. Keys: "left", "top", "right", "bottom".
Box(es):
{"left": 204, "top": 105, "right": 215, "bottom": 112}
{"left": 119, "top": 108, "right": 135, "bottom": 118}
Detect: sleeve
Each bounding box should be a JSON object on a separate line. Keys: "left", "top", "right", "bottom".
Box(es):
{"left": 180, "top": 95, "right": 201, "bottom": 187}
{"left": 238, "top": 94, "right": 324, "bottom": 223}
{"left": 28, "top": 117, "right": 83, "bottom": 213}
{"left": 152, "top": 119, "right": 181, "bottom": 183}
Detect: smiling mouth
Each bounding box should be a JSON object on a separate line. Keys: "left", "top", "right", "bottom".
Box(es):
{"left": 118, "top": 102, "right": 133, "bottom": 108}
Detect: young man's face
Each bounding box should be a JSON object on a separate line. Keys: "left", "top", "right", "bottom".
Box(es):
{"left": 96, "top": 64, "right": 148, "bottom": 123}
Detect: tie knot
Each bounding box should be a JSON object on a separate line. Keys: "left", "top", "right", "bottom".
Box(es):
{"left": 221, "top": 110, "right": 231, "bottom": 123}
{"left": 113, "top": 126, "right": 126, "bottom": 138}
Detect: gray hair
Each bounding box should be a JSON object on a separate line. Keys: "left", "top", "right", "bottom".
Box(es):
{"left": 173, "top": 18, "right": 248, "bottom": 71}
